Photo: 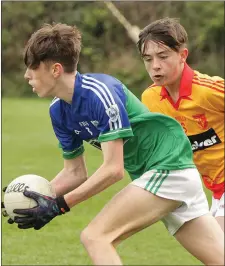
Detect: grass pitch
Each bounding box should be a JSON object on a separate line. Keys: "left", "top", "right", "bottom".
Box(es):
{"left": 2, "top": 98, "right": 209, "bottom": 265}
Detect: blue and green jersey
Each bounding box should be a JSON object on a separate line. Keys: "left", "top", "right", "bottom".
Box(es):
{"left": 50, "top": 72, "right": 195, "bottom": 180}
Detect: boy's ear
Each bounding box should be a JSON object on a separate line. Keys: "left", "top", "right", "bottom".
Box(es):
{"left": 180, "top": 48, "right": 188, "bottom": 63}
{"left": 52, "top": 63, "right": 63, "bottom": 77}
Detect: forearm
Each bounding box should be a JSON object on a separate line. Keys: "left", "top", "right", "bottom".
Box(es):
{"left": 51, "top": 167, "right": 87, "bottom": 197}
{"left": 64, "top": 164, "right": 123, "bottom": 208}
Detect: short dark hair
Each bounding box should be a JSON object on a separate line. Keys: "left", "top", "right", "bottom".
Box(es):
{"left": 137, "top": 17, "right": 188, "bottom": 56}
{"left": 24, "top": 23, "right": 82, "bottom": 73}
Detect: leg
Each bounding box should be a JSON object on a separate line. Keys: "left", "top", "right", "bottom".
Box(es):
{"left": 175, "top": 214, "right": 224, "bottom": 265}
{"left": 80, "top": 184, "right": 180, "bottom": 265}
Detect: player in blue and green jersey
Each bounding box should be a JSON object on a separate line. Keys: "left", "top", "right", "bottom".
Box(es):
{"left": 3, "top": 23, "right": 224, "bottom": 265}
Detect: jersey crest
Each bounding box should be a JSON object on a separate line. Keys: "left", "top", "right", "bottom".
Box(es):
{"left": 106, "top": 104, "right": 120, "bottom": 123}
{"left": 192, "top": 113, "right": 208, "bottom": 130}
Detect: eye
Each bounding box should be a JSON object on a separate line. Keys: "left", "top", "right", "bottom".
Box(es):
{"left": 159, "top": 56, "right": 168, "bottom": 60}
{"left": 144, "top": 57, "right": 152, "bottom": 62}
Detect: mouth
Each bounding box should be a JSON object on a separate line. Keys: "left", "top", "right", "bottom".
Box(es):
{"left": 153, "top": 75, "right": 163, "bottom": 80}
{"left": 29, "top": 83, "right": 36, "bottom": 92}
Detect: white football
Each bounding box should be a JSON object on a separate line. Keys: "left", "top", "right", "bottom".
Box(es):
{"left": 4, "top": 174, "right": 56, "bottom": 219}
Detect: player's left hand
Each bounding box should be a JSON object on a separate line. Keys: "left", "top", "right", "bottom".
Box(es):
{"left": 13, "top": 189, "right": 70, "bottom": 230}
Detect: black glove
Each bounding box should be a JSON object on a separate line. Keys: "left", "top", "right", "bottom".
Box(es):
{"left": 13, "top": 188, "right": 70, "bottom": 230}
{"left": 1, "top": 186, "right": 15, "bottom": 224}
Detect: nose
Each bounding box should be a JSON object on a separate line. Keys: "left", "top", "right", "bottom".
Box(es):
{"left": 152, "top": 58, "right": 161, "bottom": 71}
{"left": 24, "top": 69, "right": 30, "bottom": 80}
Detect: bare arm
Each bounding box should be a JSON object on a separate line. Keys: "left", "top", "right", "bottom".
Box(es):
{"left": 51, "top": 154, "right": 88, "bottom": 197}
{"left": 64, "top": 139, "right": 124, "bottom": 208}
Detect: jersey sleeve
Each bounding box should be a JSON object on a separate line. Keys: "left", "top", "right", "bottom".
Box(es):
{"left": 205, "top": 79, "right": 224, "bottom": 112}
{"left": 49, "top": 108, "right": 84, "bottom": 159}
{"left": 88, "top": 85, "right": 134, "bottom": 143}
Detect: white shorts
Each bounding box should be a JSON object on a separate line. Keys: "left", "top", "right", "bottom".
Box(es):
{"left": 131, "top": 168, "right": 209, "bottom": 235}
{"left": 210, "top": 193, "right": 224, "bottom": 217}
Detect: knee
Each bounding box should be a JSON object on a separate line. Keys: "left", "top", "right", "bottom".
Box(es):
{"left": 80, "top": 227, "right": 92, "bottom": 248}
{"left": 80, "top": 226, "right": 105, "bottom": 249}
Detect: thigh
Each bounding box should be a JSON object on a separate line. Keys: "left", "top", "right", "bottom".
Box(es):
{"left": 175, "top": 214, "right": 224, "bottom": 265}
{"left": 84, "top": 184, "right": 180, "bottom": 244}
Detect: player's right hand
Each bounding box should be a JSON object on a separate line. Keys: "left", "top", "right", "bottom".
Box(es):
{"left": 13, "top": 189, "right": 70, "bottom": 230}
{"left": 1, "top": 186, "right": 15, "bottom": 224}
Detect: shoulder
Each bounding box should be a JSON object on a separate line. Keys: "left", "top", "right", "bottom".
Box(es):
{"left": 192, "top": 71, "right": 224, "bottom": 94}
{"left": 193, "top": 70, "right": 224, "bottom": 82}
{"left": 49, "top": 97, "right": 62, "bottom": 120}
{"left": 80, "top": 73, "right": 126, "bottom": 105}
{"left": 142, "top": 84, "right": 162, "bottom": 99}
{"left": 81, "top": 73, "right": 123, "bottom": 90}
{"left": 141, "top": 84, "right": 164, "bottom": 112}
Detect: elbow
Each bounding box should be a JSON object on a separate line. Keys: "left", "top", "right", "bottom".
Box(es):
{"left": 111, "top": 167, "right": 124, "bottom": 182}
{"left": 102, "top": 162, "right": 124, "bottom": 182}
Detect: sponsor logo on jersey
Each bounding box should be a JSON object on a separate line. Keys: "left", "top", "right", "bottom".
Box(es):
{"left": 106, "top": 104, "right": 119, "bottom": 123}
{"left": 188, "top": 128, "right": 221, "bottom": 152}
{"left": 192, "top": 113, "right": 208, "bottom": 130}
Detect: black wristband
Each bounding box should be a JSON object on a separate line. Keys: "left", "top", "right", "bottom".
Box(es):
{"left": 56, "top": 196, "right": 70, "bottom": 214}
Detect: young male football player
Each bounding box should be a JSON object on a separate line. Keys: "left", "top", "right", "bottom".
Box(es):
{"left": 139, "top": 18, "right": 224, "bottom": 231}
{"left": 3, "top": 23, "right": 224, "bottom": 265}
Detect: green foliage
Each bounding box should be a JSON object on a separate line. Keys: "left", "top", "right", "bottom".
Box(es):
{"left": 2, "top": 2, "right": 224, "bottom": 98}
{"left": 180, "top": 2, "right": 224, "bottom": 76}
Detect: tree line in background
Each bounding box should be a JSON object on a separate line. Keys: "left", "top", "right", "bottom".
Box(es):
{"left": 2, "top": 1, "right": 224, "bottom": 98}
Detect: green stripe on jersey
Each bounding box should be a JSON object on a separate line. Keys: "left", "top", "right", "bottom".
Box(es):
{"left": 98, "top": 127, "right": 133, "bottom": 142}
{"left": 62, "top": 145, "right": 84, "bottom": 159}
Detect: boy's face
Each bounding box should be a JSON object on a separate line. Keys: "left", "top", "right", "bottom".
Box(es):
{"left": 24, "top": 62, "right": 59, "bottom": 98}
{"left": 142, "top": 40, "right": 188, "bottom": 87}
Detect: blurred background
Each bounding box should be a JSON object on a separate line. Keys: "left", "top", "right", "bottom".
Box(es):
{"left": 2, "top": 1, "right": 224, "bottom": 98}
{"left": 2, "top": 2, "right": 224, "bottom": 265}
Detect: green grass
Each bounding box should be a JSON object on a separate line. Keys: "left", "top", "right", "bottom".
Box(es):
{"left": 2, "top": 98, "right": 210, "bottom": 265}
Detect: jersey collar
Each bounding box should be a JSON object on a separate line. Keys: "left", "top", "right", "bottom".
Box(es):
{"left": 160, "top": 63, "right": 194, "bottom": 106}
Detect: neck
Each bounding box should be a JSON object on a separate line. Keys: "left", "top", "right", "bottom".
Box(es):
{"left": 165, "top": 78, "right": 180, "bottom": 93}
{"left": 54, "top": 72, "right": 77, "bottom": 103}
